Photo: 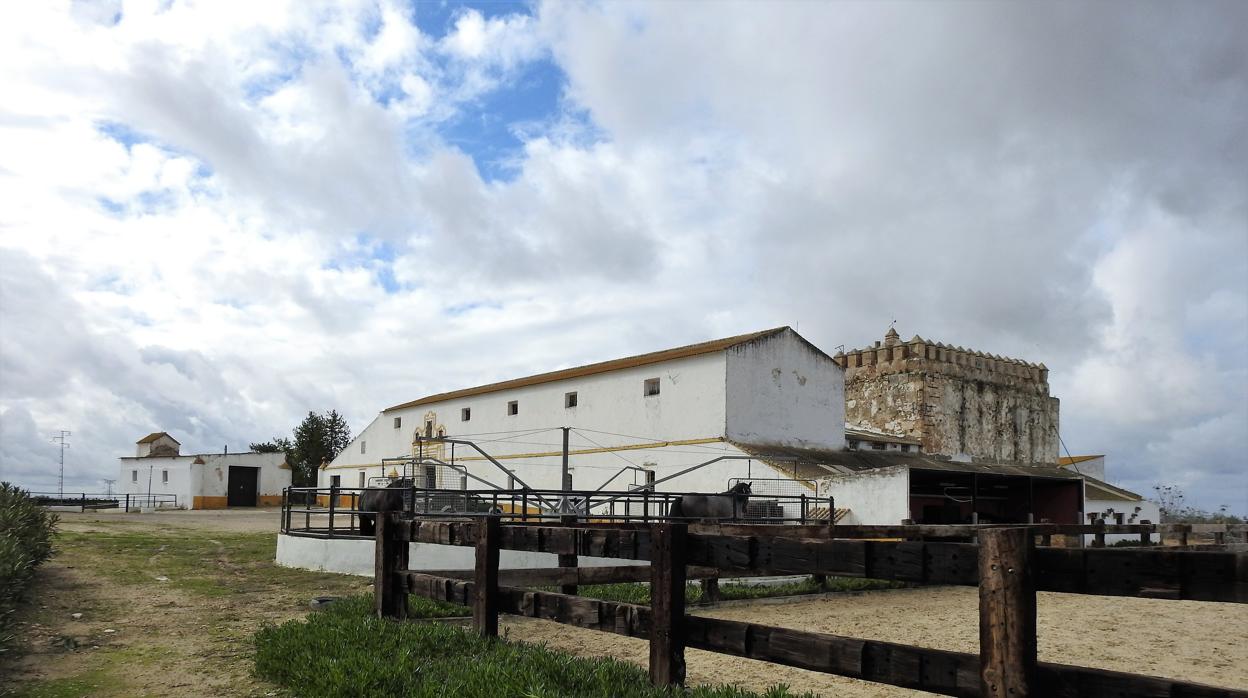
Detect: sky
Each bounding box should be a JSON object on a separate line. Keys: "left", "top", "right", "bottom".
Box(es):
{"left": 0, "top": 0, "right": 1244, "bottom": 512}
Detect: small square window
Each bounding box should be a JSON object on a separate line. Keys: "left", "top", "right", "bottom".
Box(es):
{"left": 565, "top": 391, "right": 578, "bottom": 408}
{"left": 131, "top": 470, "right": 138, "bottom": 482}
{"left": 359, "top": 472, "right": 366, "bottom": 488}
{"left": 161, "top": 470, "right": 168, "bottom": 484}
{"left": 901, "top": 444, "right": 911, "bottom": 453}
{"left": 644, "top": 378, "right": 660, "bottom": 396}
{"left": 361, "top": 440, "right": 366, "bottom": 454}
{"left": 871, "top": 441, "right": 885, "bottom": 450}
{"left": 507, "top": 400, "right": 519, "bottom": 416}
{"left": 461, "top": 407, "right": 471, "bottom": 421}
{"left": 393, "top": 417, "right": 401, "bottom": 429}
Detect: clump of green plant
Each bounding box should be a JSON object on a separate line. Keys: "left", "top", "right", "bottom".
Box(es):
{"left": 0, "top": 482, "right": 59, "bottom": 652}
{"left": 256, "top": 595, "right": 815, "bottom": 698}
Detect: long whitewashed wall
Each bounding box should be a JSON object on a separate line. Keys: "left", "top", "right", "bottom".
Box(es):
{"left": 324, "top": 352, "right": 731, "bottom": 491}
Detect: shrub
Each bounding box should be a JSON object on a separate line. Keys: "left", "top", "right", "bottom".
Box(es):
{"left": 256, "top": 595, "right": 815, "bottom": 698}
{"left": 0, "top": 482, "right": 59, "bottom": 652}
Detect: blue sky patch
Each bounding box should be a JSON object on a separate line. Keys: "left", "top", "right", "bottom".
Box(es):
{"left": 441, "top": 58, "right": 565, "bottom": 181}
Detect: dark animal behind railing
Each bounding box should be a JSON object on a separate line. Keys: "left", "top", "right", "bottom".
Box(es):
{"left": 667, "top": 482, "right": 752, "bottom": 522}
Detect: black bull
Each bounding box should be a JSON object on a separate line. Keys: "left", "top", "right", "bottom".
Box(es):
{"left": 358, "top": 480, "right": 406, "bottom": 537}
{"left": 667, "top": 482, "right": 752, "bottom": 521}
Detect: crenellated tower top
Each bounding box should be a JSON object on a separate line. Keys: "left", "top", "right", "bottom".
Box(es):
{"left": 833, "top": 328, "right": 1050, "bottom": 391}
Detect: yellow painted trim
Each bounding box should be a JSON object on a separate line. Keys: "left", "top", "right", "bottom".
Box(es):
{"left": 258, "top": 495, "right": 284, "bottom": 506}
{"left": 192, "top": 496, "right": 228, "bottom": 510}
{"left": 322, "top": 437, "right": 728, "bottom": 469}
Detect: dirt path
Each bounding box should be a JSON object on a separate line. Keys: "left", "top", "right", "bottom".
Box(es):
{"left": 505, "top": 586, "right": 1248, "bottom": 697}
{"left": 1, "top": 512, "right": 369, "bottom": 697}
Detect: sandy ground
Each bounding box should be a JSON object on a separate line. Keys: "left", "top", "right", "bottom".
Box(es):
{"left": 503, "top": 586, "right": 1248, "bottom": 697}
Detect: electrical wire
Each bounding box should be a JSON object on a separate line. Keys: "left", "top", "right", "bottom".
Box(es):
{"left": 572, "top": 429, "right": 646, "bottom": 470}
{"left": 572, "top": 427, "right": 737, "bottom": 453}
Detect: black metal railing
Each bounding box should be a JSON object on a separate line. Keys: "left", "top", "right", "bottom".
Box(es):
{"left": 29, "top": 492, "right": 179, "bottom": 512}
{"left": 279, "top": 486, "right": 836, "bottom": 539}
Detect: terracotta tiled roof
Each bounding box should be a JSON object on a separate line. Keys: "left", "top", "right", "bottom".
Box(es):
{"left": 136, "top": 431, "right": 179, "bottom": 444}
{"left": 385, "top": 327, "right": 795, "bottom": 412}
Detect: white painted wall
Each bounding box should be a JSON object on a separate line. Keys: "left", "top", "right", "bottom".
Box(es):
{"left": 275, "top": 534, "right": 646, "bottom": 577}
{"left": 330, "top": 351, "right": 729, "bottom": 477}
{"left": 118, "top": 456, "right": 191, "bottom": 507}
{"left": 725, "top": 330, "right": 845, "bottom": 450}
{"left": 194, "top": 453, "right": 289, "bottom": 499}
{"left": 324, "top": 332, "right": 849, "bottom": 498}
{"left": 815, "top": 467, "right": 910, "bottom": 525}
{"left": 1084, "top": 496, "right": 1161, "bottom": 544}
{"left": 119, "top": 452, "right": 289, "bottom": 507}
{"left": 325, "top": 351, "right": 755, "bottom": 494}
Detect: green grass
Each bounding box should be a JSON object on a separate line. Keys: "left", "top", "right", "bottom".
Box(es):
{"left": 50, "top": 529, "right": 348, "bottom": 597}
{"left": 5, "top": 669, "right": 121, "bottom": 698}
{"left": 256, "top": 596, "right": 816, "bottom": 698}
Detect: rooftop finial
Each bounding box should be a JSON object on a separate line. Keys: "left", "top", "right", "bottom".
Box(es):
{"left": 884, "top": 323, "right": 900, "bottom": 346}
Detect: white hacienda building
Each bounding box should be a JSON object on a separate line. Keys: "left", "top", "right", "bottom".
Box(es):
{"left": 119, "top": 432, "right": 291, "bottom": 509}
{"left": 320, "top": 327, "right": 844, "bottom": 500}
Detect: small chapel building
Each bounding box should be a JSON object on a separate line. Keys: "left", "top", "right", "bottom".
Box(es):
{"left": 118, "top": 432, "right": 291, "bottom": 509}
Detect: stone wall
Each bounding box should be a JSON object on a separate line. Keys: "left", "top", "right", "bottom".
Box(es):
{"left": 835, "top": 328, "right": 1059, "bottom": 464}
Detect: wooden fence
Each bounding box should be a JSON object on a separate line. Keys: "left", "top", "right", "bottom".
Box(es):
{"left": 374, "top": 514, "right": 1248, "bottom": 697}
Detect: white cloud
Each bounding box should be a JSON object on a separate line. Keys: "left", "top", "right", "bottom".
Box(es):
{"left": 0, "top": 1, "right": 1244, "bottom": 513}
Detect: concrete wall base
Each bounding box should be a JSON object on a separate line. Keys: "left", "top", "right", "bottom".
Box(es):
{"left": 275, "top": 533, "right": 645, "bottom": 577}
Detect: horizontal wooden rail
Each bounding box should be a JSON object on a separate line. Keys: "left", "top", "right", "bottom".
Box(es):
{"left": 405, "top": 564, "right": 723, "bottom": 587}
{"left": 390, "top": 520, "right": 1248, "bottom": 603}
{"left": 401, "top": 571, "right": 1247, "bottom": 698}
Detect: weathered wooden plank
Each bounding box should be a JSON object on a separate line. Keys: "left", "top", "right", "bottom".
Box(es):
{"left": 686, "top": 616, "right": 977, "bottom": 697}
{"left": 374, "top": 512, "right": 408, "bottom": 620}
{"left": 650, "top": 523, "right": 687, "bottom": 687}
{"left": 402, "top": 572, "right": 1248, "bottom": 698}
{"left": 979, "top": 528, "right": 1036, "bottom": 698}
{"left": 473, "top": 516, "right": 500, "bottom": 637}
{"left": 1034, "top": 663, "right": 1248, "bottom": 698}
{"left": 395, "top": 521, "right": 1247, "bottom": 603}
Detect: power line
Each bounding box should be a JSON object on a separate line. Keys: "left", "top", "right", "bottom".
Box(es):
{"left": 52, "top": 430, "right": 70, "bottom": 497}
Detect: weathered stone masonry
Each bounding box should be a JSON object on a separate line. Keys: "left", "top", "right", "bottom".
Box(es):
{"left": 833, "top": 328, "right": 1059, "bottom": 464}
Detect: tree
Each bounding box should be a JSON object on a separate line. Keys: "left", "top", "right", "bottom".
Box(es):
{"left": 249, "top": 437, "right": 294, "bottom": 455}
{"left": 287, "top": 411, "right": 352, "bottom": 487}
{"left": 1152, "top": 484, "right": 1244, "bottom": 524}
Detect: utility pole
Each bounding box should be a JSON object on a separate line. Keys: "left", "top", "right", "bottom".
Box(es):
{"left": 52, "top": 430, "right": 70, "bottom": 497}
{"left": 558, "top": 426, "right": 577, "bottom": 594}
{"left": 103, "top": 479, "right": 116, "bottom": 497}
{"left": 561, "top": 427, "right": 572, "bottom": 493}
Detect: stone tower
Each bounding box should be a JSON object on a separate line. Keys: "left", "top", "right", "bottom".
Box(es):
{"left": 833, "top": 328, "right": 1059, "bottom": 464}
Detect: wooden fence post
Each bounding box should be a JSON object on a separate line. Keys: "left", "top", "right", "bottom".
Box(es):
{"left": 700, "top": 577, "right": 720, "bottom": 603}
{"left": 650, "top": 523, "right": 687, "bottom": 687}
{"left": 375, "top": 512, "right": 408, "bottom": 620}
{"left": 474, "top": 515, "right": 501, "bottom": 637}
{"left": 979, "top": 527, "right": 1036, "bottom": 698}
{"left": 559, "top": 514, "right": 579, "bottom": 595}
{"left": 328, "top": 485, "right": 338, "bottom": 535}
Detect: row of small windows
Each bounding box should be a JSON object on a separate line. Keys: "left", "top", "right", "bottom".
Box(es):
{"left": 372, "top": 379, "right": 665, "bottom": 453}
{"left": 130, "top": 469, "right": 169, "bottom": 483}
{"left": 453, "top": 378, "right": 660, "bottom": 421}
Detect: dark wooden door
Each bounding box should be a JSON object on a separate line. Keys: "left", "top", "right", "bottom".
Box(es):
{"left": 227, "top": 466, "right": 259, "bottom": 507}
